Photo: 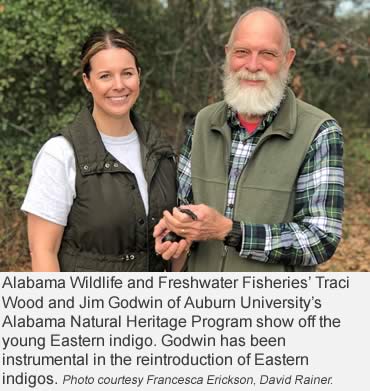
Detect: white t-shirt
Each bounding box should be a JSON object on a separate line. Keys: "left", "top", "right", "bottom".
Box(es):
{"left": 21, "top": 131, "right": 148, "bottom": 226}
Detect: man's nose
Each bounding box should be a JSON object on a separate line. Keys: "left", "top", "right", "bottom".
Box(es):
{"left": 244, "top": 53, "right": 261, "bottom": 72}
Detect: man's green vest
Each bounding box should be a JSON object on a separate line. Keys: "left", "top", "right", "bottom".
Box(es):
{"left": 189, "top": 88, "right": 333, "bottom": 272}
{"left": 57, "top": 108, "right": 177, "bottom": 272}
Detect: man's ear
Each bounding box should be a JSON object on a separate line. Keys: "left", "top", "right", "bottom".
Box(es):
{"left": 285, "top": 48, "right": 296, "bottom": 69}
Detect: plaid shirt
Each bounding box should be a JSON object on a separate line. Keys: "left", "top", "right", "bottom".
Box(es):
{"left": 178, "top": 106, "right": 344, "bottom": 265}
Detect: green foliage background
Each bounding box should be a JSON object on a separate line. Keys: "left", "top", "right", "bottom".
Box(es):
{"left": 0, "top": 0, "right": 118, "bottom": 207}
{"left": 0, "top": 0, "right": 369, "bottom": 267}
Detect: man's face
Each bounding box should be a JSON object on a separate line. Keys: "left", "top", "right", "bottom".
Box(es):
{"left": 223, "top": 11, "right": 295, "bottom": 117}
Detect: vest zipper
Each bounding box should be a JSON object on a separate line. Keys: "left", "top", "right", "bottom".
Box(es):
{"left": 146, "top": 157, "right": 161, "bottom": 271}
{"left": 225, "top": 135, "right": 271, "bottom": 268}
{"left": 222, "top": 138, "right": 260, "bottom": 270}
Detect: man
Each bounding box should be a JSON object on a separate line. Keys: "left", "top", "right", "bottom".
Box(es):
{"left": 154, "top": 7, "right": 344, "bottom": 272}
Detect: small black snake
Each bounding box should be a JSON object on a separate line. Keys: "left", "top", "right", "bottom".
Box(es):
{"left": 162, "top": 207, "right": 197, "bottom": 243}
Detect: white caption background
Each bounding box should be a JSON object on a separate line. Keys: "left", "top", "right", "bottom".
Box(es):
{"left": 0, "top": 272, "right": 368, "bottom": 390}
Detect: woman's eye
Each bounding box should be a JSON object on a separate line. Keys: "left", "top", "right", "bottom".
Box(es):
{"left": 100, "top": 74, "right": 110, "bottom": 79}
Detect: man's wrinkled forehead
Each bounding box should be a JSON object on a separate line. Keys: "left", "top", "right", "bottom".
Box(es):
{"left": 227, "top": 10, "right": 290, "bottom": 52}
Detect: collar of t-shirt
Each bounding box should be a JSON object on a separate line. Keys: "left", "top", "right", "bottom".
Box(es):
{"left": 237, "top": 113, "right": 261, "bottom": 134}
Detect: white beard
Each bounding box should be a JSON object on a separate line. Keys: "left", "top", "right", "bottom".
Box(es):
{"left": 223, "top": 65, "right": 289, "bottom": 117}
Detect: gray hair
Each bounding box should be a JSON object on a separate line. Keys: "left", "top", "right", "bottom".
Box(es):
{"left": 226, "top": 7, "right": 291, "bottom": 53}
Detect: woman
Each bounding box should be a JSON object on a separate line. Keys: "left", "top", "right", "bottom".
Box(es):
{"left": 21, "top": 29, "right": 180, "bottom": 272}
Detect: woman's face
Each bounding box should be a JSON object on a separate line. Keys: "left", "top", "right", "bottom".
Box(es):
{"left": 83, "top": 48, "right": 140, "bottom": 120}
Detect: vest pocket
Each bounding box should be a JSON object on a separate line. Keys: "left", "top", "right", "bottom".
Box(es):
{"left": 234, "top": 186, "right": 294, "bottom": 224}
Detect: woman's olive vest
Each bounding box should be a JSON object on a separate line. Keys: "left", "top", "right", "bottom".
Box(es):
{"left": 57, "top": 108, "right": 177, "bottom": 272}
{"left": 189, "top": 88, "right": 333, "bottom": 272}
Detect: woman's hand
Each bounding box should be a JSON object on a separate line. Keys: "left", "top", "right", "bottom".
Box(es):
{"left": 153, "top": 217, "right": 191, "bottom": 271}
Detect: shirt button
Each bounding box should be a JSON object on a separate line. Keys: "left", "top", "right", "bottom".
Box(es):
{"left": 104, "top": 163, "right": 110, "bottom": 169}
{"left": 113, "top": 162, "right": 119, "bottom": 168}
{"left": 228, "top": 203, "right": 234, "bottom": 209}
{"left": 83, "top": 165, "right": 89, "bottom": 171}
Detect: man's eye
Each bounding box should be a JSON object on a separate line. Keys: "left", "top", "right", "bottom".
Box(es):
{"left": 261, "top": 51, "right": 277, "bottom": 58}
{"left": 234, "top": 49, "right": 248, "bottom": 56}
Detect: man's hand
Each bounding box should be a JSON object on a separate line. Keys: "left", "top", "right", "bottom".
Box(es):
{"left": 162, "top": 204, "right": 232, "bottom": 242}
